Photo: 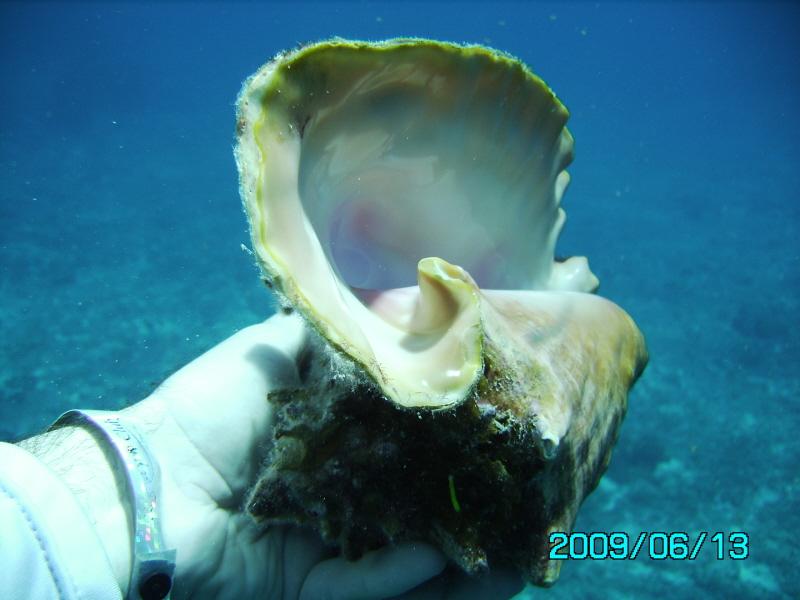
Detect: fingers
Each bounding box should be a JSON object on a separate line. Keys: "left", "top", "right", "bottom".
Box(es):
{"left": 443, "top": 567, "right": 523, "bottom": 600}
{"left": 300, "top": 542, "right": 447, "bottom": 600}
{"left": 276, "top": 526, "right": 333, "bottom": 600}
{"left": 394, "top": 566, "right": 524, "bottom": 600}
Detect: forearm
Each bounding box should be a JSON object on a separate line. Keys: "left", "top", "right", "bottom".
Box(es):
{"left": 17, "top": 425, "right": 133, "bottom": 596}
{"left": 18, "top": 426, "right": 131, "bottom": 596}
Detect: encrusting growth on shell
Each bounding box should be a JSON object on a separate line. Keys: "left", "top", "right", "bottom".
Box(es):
{"left": 235, "top": 38, "right": 648, "bottom": 586}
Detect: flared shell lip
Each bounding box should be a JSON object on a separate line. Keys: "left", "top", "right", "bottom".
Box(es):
{"left": 234, "top": 37, "right": 577, "bottom": 410}
{"left": 303, "top": 290, "right": 486, "bottom": 415}
{"left": 234, "top": 35, "right": 574, "bottom": 294}
{"left": 272, "top": 256, "right": 488, "bottom": 412}
{"left": 235, "top": 36, "right": 571, "bottom": 138}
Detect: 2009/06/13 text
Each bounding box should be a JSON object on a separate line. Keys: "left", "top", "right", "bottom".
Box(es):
{"left": 549, "top": 531, "right": 749, "bottom": 560}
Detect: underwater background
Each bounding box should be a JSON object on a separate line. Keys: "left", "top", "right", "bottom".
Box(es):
{"left": 1, "top": 2, "right": 797, "bottom": 598}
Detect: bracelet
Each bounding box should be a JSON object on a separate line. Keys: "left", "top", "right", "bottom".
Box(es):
{"left": 49, "top": 410, "right": 177, "bottom": 600}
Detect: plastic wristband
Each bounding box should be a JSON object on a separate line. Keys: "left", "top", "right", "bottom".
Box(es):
{"left": 49, "top": 410, "right": 177, "bottom": 600}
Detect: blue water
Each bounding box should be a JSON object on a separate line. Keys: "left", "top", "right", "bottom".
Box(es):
{"left": 1, "top": 2, "right": 798, "bottom": 598}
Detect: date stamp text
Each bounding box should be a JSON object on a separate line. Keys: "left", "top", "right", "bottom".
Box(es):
{"left": 549, "top": 531, "right": 749, "bottom": 560}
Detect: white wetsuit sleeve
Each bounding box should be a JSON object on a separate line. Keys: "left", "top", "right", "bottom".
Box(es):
{"left": 0, "top": 442, "right": 123, "bottom": 600}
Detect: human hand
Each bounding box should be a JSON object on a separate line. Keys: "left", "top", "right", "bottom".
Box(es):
{"left": 123, "top": 311, "right": 523, "bottom": 599}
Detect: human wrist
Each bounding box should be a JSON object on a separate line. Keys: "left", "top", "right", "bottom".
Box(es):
{"left": 18, "top": 424, "right": 133, "bottom": 596}
{"left": 119, "top": 396, "right": 226, "bottom": 594}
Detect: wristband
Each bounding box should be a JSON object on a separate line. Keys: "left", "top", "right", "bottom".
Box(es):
{"left": 49, "top": 410, "right": 177, "bottom": 600}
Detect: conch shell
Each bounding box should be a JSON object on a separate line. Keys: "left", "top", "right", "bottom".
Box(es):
{"left": 235, "top": 38, "right": 647, "bottom": 586}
